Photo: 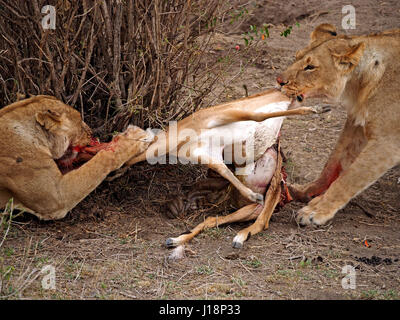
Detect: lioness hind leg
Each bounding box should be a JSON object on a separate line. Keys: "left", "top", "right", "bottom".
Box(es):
{"left": 289, "top": 119, "right": 367, "bottom": 202}
{"left": 165, "top": 204, "right": 261, "bottom": 247}
{"left": 297, "top": 139, "right": 400, "bottom": 226}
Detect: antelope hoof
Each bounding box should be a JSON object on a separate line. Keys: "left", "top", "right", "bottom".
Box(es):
{"left": 249, "top": 192, "right": 264, "bottom": 205}
{"left": 313, "top": 104, "right": 331, "bottom": 114}
{"left": 232, "top": 241, "right": 243, "bottom": 249}
{"left": 166, "top": 237, "right": 179, "bottom": 248}
{"left": 232, "top": 233, "right": 247, "bottom": 249}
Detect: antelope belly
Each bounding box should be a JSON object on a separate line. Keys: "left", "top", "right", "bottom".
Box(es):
{"left": 235, "top": 148, "right": 278, "bottom": 194}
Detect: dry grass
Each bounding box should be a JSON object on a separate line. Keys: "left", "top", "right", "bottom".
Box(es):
{"left": 0, "top": 0, "right": 263, "bottom": 135}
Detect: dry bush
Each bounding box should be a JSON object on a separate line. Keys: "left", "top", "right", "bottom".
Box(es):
{"left": 0, "top": 0, "right": 245, "bottom": 133}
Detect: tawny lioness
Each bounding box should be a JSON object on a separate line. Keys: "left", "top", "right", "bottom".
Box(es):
{"left": 277, "top": 24, "right": 400, "bottom": 226}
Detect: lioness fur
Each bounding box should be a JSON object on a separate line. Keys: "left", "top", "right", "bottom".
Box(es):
{"left": 277, "top": 24, "right": 400, "bottom": 225}
{"left": 0, "top": 96, "right": 151, "bottom": 220}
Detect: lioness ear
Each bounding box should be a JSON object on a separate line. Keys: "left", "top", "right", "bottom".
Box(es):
{"left": 35, "top": 109, "right": 62, "bottom": 131}
{"left": 310, "top": 24, "right": 338, "bottom": 42}
{"left": 331, "top": 42, "right": 366, "bottom": 72}
{"left": 296, "top": 24, "right": 338, "bottom": 60}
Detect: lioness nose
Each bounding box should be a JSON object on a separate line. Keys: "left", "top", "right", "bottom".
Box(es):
{"left": 276, "top": 76, "right": 288, "bottom": 86}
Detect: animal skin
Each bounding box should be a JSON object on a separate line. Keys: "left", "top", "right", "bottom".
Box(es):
{"left": 125, "top": 89, "right": 315, "bottom": 204}
{"left": 124, "top": 89, "right": 321, "bottom": 249}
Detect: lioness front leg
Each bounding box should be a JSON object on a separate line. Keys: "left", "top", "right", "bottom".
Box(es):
{"left": 290, "top": 119, "right": 367, "bottom": 202}
{"left": 297, "top": 139, "right": 400, "bottom": 226}
{"left": 10, "top": 126, "right": 151, "bottom": 220}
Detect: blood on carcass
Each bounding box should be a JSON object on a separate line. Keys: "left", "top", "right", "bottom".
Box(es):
{"left": 280, "top": 165, "right": 293, "bottom": 206}
{"left": 56, "top": 137, "right": 116, "bottom": 174}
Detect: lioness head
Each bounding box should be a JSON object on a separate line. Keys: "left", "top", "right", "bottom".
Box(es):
{"left": 277, "top": 24, "right": 365, "bottom": 103}
{"left": 35, "top": 98, "right": 92, "bottom": 158}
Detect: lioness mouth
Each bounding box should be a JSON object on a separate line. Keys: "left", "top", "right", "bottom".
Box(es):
{"left": 56, "top": 138, "right": 116, "bottom": 174}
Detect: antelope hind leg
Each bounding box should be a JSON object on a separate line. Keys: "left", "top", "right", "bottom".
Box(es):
{"left": 232, "top": 142, "right": 284, "bottom": 248}
{"left": 166, "top": 203, "right": 261, "bottom": 247}
{"left": 232, "top": 167, "right": 282, "bottom": 249}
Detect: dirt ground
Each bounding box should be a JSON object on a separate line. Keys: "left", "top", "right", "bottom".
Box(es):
{"left": 1, "top": 0, "right": 400, "bottom": 300}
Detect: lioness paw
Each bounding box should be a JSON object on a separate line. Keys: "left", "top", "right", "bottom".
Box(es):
{"left": 296, "top": 206, "right": 315, "bottom": 226}
{"left": 296, "top": 205, "right": 334, "bottom": 226}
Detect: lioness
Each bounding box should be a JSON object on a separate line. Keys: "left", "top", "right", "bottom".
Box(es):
{"left": 277, "top": 24, "right": 400, "bottom": 226}
{"left": 0, "top": 96, "right": 152, "bottom": 220}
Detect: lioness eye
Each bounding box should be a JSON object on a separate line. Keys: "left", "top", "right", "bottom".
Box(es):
{"left": 304, "top": 65, "right": 315, "bottom": 71}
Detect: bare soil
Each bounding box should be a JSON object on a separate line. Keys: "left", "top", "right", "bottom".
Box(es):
{"left": 1, "top": 0, "right": 399, "bottom": 300}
